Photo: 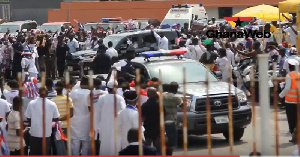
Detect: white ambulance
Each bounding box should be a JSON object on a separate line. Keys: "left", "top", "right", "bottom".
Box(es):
{"left": 161, "top": 3, "right": 208, "bottom": 29}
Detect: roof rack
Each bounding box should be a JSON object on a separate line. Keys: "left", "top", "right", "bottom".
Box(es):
{"left": 138, "top": 49, "right": 187, "bottom": 61}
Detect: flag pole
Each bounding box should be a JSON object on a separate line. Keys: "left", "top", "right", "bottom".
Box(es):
{"left": 182, "top": 67, "right": 188, "bottom": 154}
{"left": 135, "top": 69, "right": 143, "bottom": 156}
{"left": 158, "top": 70, "right": 166, "bottom": 155}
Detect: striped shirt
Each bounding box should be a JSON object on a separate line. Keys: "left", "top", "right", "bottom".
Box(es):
{"left": 51, "top": 95, "right": 73, "bottom": 128}
{"left": 47, "top": 89, "right": 57, "bottom": 100}
{"left": 23, "top": 82, "right": 39, "bottom": 98}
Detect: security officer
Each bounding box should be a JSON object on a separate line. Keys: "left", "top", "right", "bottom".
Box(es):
{"left": 279, "top": 59, "right": 300, "bottom": 142}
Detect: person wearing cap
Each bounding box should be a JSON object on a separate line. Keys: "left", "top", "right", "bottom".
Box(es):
{"left": 283, "top": 48, "right": 300, "bottom": 74}
{"left": 95, "top": 80, "right": 126, "bottom": 155}
{"left": 118, "top": 90, "right": 145, "bottom": 150}
{"left": 69, "top": 76, "right": 91, "bottom": 155}
{"left": 279, "top": 59, "right": 300, "bottom": 142}
{"left": 21, "top": 49, "right": 38, "bottom": 80}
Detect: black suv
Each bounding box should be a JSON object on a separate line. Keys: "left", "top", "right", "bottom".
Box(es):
{"left": 108, "top": 55, "right": 252, "bottom": 142}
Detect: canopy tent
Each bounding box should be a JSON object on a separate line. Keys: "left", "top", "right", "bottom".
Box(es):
{"left": 227, "top": 4, "right": 291, "bottom": 26}
{"left": 279, "top": 0, "right": 300, "bottom": 13}
{"left": 278, "top": 0, "right": 300, "bottom": 51}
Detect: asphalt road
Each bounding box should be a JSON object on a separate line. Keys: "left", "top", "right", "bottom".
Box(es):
{"left": 174, "top": 105, "right": 298, "bottom": 156}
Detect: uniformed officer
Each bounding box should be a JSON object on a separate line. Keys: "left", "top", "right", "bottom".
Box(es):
{"left": 279, "top": 59, "right": 300, "bottom": 142}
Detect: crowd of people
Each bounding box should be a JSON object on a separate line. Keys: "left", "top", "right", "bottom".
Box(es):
{"left": 0, "top": 12, "right": 299, "bottom": 155}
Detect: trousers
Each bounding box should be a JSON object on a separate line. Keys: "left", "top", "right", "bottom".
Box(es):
{"left": 71, "top": 138, "right": 91, "bottom": 155}
{"left": 29, "top": 136, "right": 50, "bottom": 155}
{"left": 286, "top": 103, "right": 298, "bottom": 134}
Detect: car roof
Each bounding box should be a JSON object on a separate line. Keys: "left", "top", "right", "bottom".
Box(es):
{"left": 107, "top": 29, "right": 176, "bottom": 37}
{"left": 131, "top": 56, "right": 195, "bottom": 66}
{"left": 42, "top": 22, "right": 69, "bottom": 25}
{"left": 1, "top": 20, "right": 36, "bottom": 25}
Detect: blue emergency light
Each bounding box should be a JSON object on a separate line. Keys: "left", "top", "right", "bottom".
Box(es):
{"left": 101, "top": 17, "right": 122, "bottom": 23}
{"left": 199, "top": 3, "right": 202, "bottom": 7}
{"left": 139, "top": 49, "right": 187, "bottom": 58}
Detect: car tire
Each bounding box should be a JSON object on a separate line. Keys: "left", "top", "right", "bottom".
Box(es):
{"left": 223, "top": 128, "right": 245, "bottom": 141}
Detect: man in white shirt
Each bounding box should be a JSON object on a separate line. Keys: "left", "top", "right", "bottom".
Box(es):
{"left": 3, "top": 80, "right": 19, "bottom": 104}
{"left": 118, "top": 90, "right": 144, "bottom": 150}
{"left": 216, "top": 48, "right": 232, "bottom": 83}
{"left": 106, "top": 41, "right": 118, "bottom": 59}
{"left": 24, "top": 87, "right": 60, "bottom": 155}
{"left": 225, "top": 43, "right": 236, "bottom": 67}
{"left": 95, "top": 80, "right": 126, "bottom": 155}
{"left": 69, "top": 76, "right": 91, "bottom": 155}
{"left": 283, "top": 16, "right": 299, "bottom": 47}
{"left": 67, "top": 35, "right": 79, "bottom": 53}
{"left": 152, "top": 29, "right": 169, "bottom": 50}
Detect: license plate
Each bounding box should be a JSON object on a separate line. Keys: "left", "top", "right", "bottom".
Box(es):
{"left": 68, "top": 66, "right": 73, "bottom": 71}
{"left": 214, "top": 116, "right": 229, "bottom": 124}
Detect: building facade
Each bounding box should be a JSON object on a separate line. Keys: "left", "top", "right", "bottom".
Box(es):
{"left": 10, "top": 0, "right": 62, "bottom": 24}
{"left": 48, "top": 0, "right": 283, "bottom": 25}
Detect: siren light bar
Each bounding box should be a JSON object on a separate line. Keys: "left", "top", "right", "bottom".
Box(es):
{"left": 139, "top": 49, "right": 187, "bottom": 58}
{"left": 101, "top": 17, "right": 122, "bottom": 23}
{"left": 171, "top": 4, "right": 190, "bottom": 8}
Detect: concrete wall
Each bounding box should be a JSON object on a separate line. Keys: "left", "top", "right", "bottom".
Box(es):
{"left": 10, "top": 0, "right": 62, "bottom": 24}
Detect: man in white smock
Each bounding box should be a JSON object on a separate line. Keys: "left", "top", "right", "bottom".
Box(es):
{"left": 95, "top": 80, "right": 126, "bottom": 155}
{"left": 118, "top": 90, "right": 145, "bottom": 150}
{"left": 70, "top": 76, "right": 91, "bottom": 155}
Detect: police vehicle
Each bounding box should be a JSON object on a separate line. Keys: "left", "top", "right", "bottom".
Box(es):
{"left": 109, "top": 49, "right": 252, "bottom": 143}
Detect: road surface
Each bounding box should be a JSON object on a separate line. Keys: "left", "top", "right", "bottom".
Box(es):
{"left": 174, "top": 105, "right": 297, "bottom": 156}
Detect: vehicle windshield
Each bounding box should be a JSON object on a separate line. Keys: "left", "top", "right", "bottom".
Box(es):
{"left": 40, "top": 25, "right": 61, "bottom": 32}
{"left": 84, "top": 23, "right": 110, "bottom": 31}
{"left": 161, "top": 19, "right": 189, "bottom": 28}
{"left": 147, "top": 61, "right": 218, "bottom": 84}
{"left": 0, "top": 25, "right": 20, "bottom": 33}
{"left": 103, "top": 35, "right": 123, "bottom": 48}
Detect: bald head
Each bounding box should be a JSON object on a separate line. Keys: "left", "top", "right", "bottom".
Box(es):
{"left": 147, "top": 87, "right": 158, "bottom": 98}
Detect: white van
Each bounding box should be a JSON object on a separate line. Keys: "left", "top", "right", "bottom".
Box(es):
{"left": 161, "top": 3, "right": 208, "bottom": 29}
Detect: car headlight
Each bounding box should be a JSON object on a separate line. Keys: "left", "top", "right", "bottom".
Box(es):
{"left": 237, "top": 92, "right": 247, "bottom": 102}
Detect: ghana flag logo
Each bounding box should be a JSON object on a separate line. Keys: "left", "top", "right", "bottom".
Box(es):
{"left": 223, "top": 17, "right": 252, "bottom": 27}
{"left": 206, "top": 16, "right": 271, "bottom": 39}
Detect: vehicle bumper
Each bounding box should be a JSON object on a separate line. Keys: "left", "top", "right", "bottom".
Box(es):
{"left": 177, "top": 104, "right": 252, "bottom": 135}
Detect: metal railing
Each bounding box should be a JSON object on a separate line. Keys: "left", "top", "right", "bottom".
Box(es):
{"left": 9, "top": 54, "right": 300, "bottom": 156}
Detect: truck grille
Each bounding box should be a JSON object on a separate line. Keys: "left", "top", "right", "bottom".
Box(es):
{"left": 195, "top": 95, "right": 239, "bottom": 112}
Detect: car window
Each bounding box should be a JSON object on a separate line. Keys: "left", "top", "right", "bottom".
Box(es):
{"left": 147, "top": 61, "right": 218, "bottom": 84}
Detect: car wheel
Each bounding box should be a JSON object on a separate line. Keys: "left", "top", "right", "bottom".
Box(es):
{"left": 223, "top": 128, "right": 245, "bottom": 141}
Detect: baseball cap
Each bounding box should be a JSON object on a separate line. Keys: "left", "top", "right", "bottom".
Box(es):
{"left": 288, "top": 59, "right": 299, "bottom": 66}
{"left": 107, "top": 80, "right": 118, "bottom": 89}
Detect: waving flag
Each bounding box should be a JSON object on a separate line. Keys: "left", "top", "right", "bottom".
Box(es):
{"left": 74, "top": 19, "right": 84, "bottom": 29}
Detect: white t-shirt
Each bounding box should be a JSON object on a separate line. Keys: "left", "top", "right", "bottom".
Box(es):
{"left": 284, "top": 25, "right": 297, "bottom": 46}
{"left": 106, "top": 47, "right": 118, "bottom": 59}
{"left": 0, "top": 98, "right": 11, "bottom": 129}
{"left": 226, "top": 48, "right": 236, "bottom": 66}
{"left": 24, "top": 98, "right": 60, "bottom": 137}
{"left": 3, "top": 89, "right": 19, "bottom": 105}
{"left": 216, "top": 57, "right": 232, "bottom": 82}
{"left": 68, "top": 39, "right": 79, "bottom": 53}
